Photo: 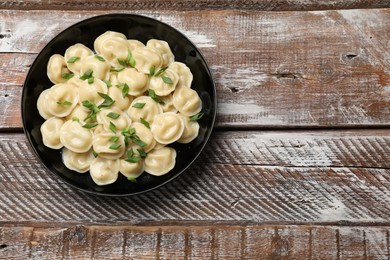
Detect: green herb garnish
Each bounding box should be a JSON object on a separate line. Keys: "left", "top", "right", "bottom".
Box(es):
{"left": 190, "top": 112, "right": 204, "bottom": 121}
{"left": 132, "top": 103, "right": 146, "bottom": 109}
{"left": 161, "top": 76, "right": 173, "bottom": 84}
{"left": 67, "top": 56, "right": 80, "bottom": 63}
{"left": 103, "top": 80, "right": 112, "bottom": 87}
{"left": 137, "top": 148, "right": 147, "bottom": 158}
{"left": 109, "top": 136, "right": 119, "bottom": 142}
{"left": 109, "top": 143, "right": 121, "bottom": 150}
{"left": 127, "top": 177, "right": 137, "bottom": 182}
{"left": 149, "top": 65, "right": 155, "bottom": 76}
{"left": 110, "top": 67, "right": 125, "bottom": 73}
{"left": 92, "top": 150, "right": 98, "bottom": 158}
{"left": 56, "top": 100, "right": 72, "bottom": 106}
{"left": 147, "top": 89, "right": 165, "bottom": 105}
{"left": 82, "top": 122, "right": 98, "bottom": 129}
{"left": 107, "top": 112, "right": 120, "bottom": 119}
{"left": 95, "top": 55, "right": 105, "bottom": 62}
{"left": 88, "top": 76, "right": 94, "bottom": 84}
{"left": 140, "top": 118, "right": 150, "bottom": 129}
{"left": 79, "top": 69, "right": 93, "bottom": 80}
{"left": 154, "top": 66, "right": 168, "bottom": 77}
{"left": 109, "top": 121, "right": 117, "bottom": 133}
{"left": 62, "top": 73, "right": 74, "bottom": 79}
{"left": 72, "top": 117, "right": 79, "bottom": 122}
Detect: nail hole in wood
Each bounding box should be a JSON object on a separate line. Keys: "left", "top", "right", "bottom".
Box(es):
{"left": 346, "top": 54, "right": 357, "bottom": 60}
{"left": 0, "top": 34, "right": 6, "bottom": 39}
{"left": 228, "top": 86, "right": 240, "bottom": 93}
{"left": 0, "top": 244, "right": 7, "bottom": 249}
{"left": 4, "top": 94, "right": 9, "bottom": 97}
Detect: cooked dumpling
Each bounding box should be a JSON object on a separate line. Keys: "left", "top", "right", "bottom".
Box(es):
{"left": 148, "top": 68, "right": 179, "bottom": 96}
{"left": 127, "top": 96, "right": 163, "bottom": 124}
{"left": 169, "top": 62, "right": 193, "bottom": 88}
{"left": 117, "top": 68, "right": 148, "bottom": 96}
{"left": 131, "top": 122, "right": 156, "bottom": 152}
{"left": 60, "top": 120, "right": 93, "bottom": 153}
{"left": 94, "top": 31, "right": 130, "bottom": 67}
{"left": 45, "top": 83, "right": 78, "bottom": 117}
{"left": 173, "top": 85, "right": 202, "bottom": 116}
{"left": 159, "top": 94, "right": 177, "bottom": 113}
{"left": 64, "top": 43, "right": 94, "bottom": 74}
{"left": 47, "top": 54, "right": 71, "bottom": 84}
{"left": 62, "top": 148, "right": 94, "bottom": 173}
{"left": 151, "top": 112, "right": 184, "bottom": 144}
{"left": 67, "top": 76, "right": 86, "bottom": 88}
{"left": 119, "top": 148, "right": 145, "bottom": 178}
{"left": 92, "top": 132, "right": 125, "bottom": 160}
{"left": 90, "top": 157, "right": 119, "bottom": 185}
{"left": 97, "top": 107, "right": 132, "bottom": 132}
{"left": 177, "top": 114, "right": 200, "bottom": 143}
{"left": 65, "top": 105, "right": 90, "bottom": 124}
{"left": 146, "top": 39, "right": 174, "bottom": 66}
{"left": 93, "top": 124, "right": 106, "bottom": 135}
{"left": 127, "top": 39, "right": 145, "bottom": 51}
{"left": 37, "top": 89, "right": 54, "bottom": 120}
{"left": 108, "top": 85, "right": 132, "bottom": 111}
{"left": 144, "top": 147, "right": 176, "bottom": 176}
{"left": 79, "top": 55, "right": 111, "bottom": 80}
{"left": 132, "top": 47, "right": 163, "bottom": 74}
{"left": 41, "top": 117, "right": 65, "bottom": 149}
{"left": 78, "top": 78, "right": 108, "bottom": 109}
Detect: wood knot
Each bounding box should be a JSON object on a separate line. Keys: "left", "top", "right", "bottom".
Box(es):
{"left": 63, "top": 225, "right": 87, "bottom": 243}
{"left": 270, "top": 233, "right": 292, "bottom": 257}
{"left": 0, "top": 244, "right": 7, "bottom": 249}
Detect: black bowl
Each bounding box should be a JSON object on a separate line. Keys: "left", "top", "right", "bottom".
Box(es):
{"left": 21, "top": 14, "right": 216, "bottom": 196}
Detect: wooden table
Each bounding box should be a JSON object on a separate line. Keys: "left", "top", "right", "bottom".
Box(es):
{"left": 1, "top": 1, "right": 390, "bottom": 259}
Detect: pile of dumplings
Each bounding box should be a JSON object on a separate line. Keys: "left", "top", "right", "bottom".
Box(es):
{"left": 37, "top": 31, "right": 203, "bottom": 186}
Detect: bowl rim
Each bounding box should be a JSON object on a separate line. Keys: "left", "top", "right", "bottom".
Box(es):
{"left": 21, "top": 13, "right": 217, "bottom": 196}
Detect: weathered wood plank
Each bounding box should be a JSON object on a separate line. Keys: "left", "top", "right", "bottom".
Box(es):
{"left": 0, "top": 131, "right": 389, "bottom": 224}
{"left": 1, "top": 9, "right": 390, "bottom": 129}
{"left": 0, "top": 0, "right": 389, "bottom": 11}
{"left": 0, "top": 225, "right": 389, "bottom": 259}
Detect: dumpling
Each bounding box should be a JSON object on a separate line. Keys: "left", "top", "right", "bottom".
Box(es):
{"left": 131, "top": 122, "right": 156, "bottom": 152}
{"left": 148, "top": 68, "right": 179, "bottom": 96}
{"left": 151, "top": 112, "right": 184, "bottom": 144}
{"left": 47, "top": 54, "right": 71, "bottom": 84}
{"left": 64, "top": 43, "right": 94, "bottom": 75}
{"left": 127, "top": 39, "right": 145, "bottom": 51}
{"left": 97, "top": 107, "right": 132, "bottom": 132}
{"left": 117, "top": 68, "right": 148, "bottom": 96}
{"left": 65, "top": 105, "right": 90, "bottom": 124}
{"left": 177, "top": 114, "right": 200, "bottom": 143}
{"left": 37, "top": 89, "right": 54, "bottom": 120}
{"left": 119, "top": 148, "right": 145, "bottom": 179}
{"left": 108, "top": 85, "right": 132, "bottom": 111}
{"left": 92, "top": 132, "right": 125, "bottom": 160}
{"left": 45, "top": 83, "right": 78, "bottom": 117}
{"left": 94, "top": 31, "right": 130, "bottom": 67}
{"left": 67, "top": 75, "right": 86, "bottom": 88}
{"left": 172, "top": 85, "right": 202, "bottom": 116}
{"left": 60, "top": 120, "right": 93, "bottom": 153}
{"left": 78, "top": 78, "right": 108, "bottom": 109}
{"left": 159, "top": 94, "right": 177, "bottom": 113}
{"left": 168, "top": 62, "right": 193, "bottom": 88}
{"left": 144, "top": 147, "right": 176, "bottom": 176}
{"left": 40, "top": 117, "right": 65, "bottom": 149}
{"left": 146, "top": 39, "right": 174, "bottom": 66}
{"left": 127, "top": 96, "right": 162, "bottom": 124}
{"left": 132, "top": 47, "right": 163, "bottom": 74}
{"left": 90, "top": 157, "right": 119, "bottom": 185}
{"left": 79, "top": 55, "right": 111, "bottom": 80}
{"left": 62, "top": 148, "right": 94, "bottom": 173}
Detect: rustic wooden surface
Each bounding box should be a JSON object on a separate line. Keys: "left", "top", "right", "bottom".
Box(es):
{"left": 0, "top": 2, "right": 390, "bottom": 259}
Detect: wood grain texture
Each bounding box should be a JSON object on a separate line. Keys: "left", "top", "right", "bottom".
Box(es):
{"left": 0, "top": 130, "right": 388, "bottom": 225}
{"left": 0, "top": 225, "right": 389, "bottom": 259}
{"left": 0, "top": 0, "right": 390, "bottom": 11}
{"left": 1, "top": 9, "right": 390, "bottom": 129}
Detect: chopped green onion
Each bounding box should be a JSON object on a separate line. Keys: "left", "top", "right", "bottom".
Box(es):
{"left": 162, "top": 76, "right": 173, "bottom": 84}
{"left": 137, "top": 148, "right": 147, "bottom": 158}
{"left": 140, "top": 118, "right": 150, "bottom": 129}
{"left": 131, "top": 136, "right": 146, "bottom": 147}
{"left": 127, "top": 177, "right": 138, "bottom": 182}
{"left": 82, "top": 122, "right": 98, "bottom": 129}
{"left": 190, "top": 112, "right": 204, "bottom": 121}
{"left": 117, "top": 58, "right": 127, "bottom": 67}
{"left": 98, "top": 92, "right": 112, "bottom": 101}
{"left": 92, "top": 150, "right": 98, "bottom": 158}
{"left": 122, "top": 83, "right": 129, "bottom": 97}
{"left": 95, "top": 55, "right": 105, "bottom": 62}
{"left": 154, "top": 66, "right": 168, "bottom": 77}
{"left": 79, "top": 69, "right": 93, "bottom": 80}
{"left": 109, "top": 136, "right": 119, "bottom": 142}
{"left": 132, "top": 103, "right": 146, "bottom": 109}
{"left": 103, "top": 80, "right": 112, "bottom": 87}
{"left": 109, "top": 143, "right": 121, "bottom": 150}
{"left": 107, "top": 112, "right": 120, "bottom": 119}
{"left": 72, "top": 117, "right": 79, "bottom": 122}
{"left": 88, "top": 76, "right": 94, "bottom": 84}
{"left": 109, "top": 121, "right": 117, "bottom": 133}
{"left": 56, "top": 100, "right": 72, "bottom": 106}
{"left": 62, "top": 73, "right": 74, "bottom": 79}
{"left": 67, "top": 56, "right": 80, "bottom": 63}
{"left": 149, "top": 65, "right": 155, "bottom": 76}
{"left": 127, "top": 51, "right": 136, "bottom": 67}
{"left": 126, "top": 157, "right": 142, "bottom": 163}
{"left": 110, "top": 67, "right": 125, "bottom": 73}
{"left": 147, "top": 89, "right": 165, "bottom": 105}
